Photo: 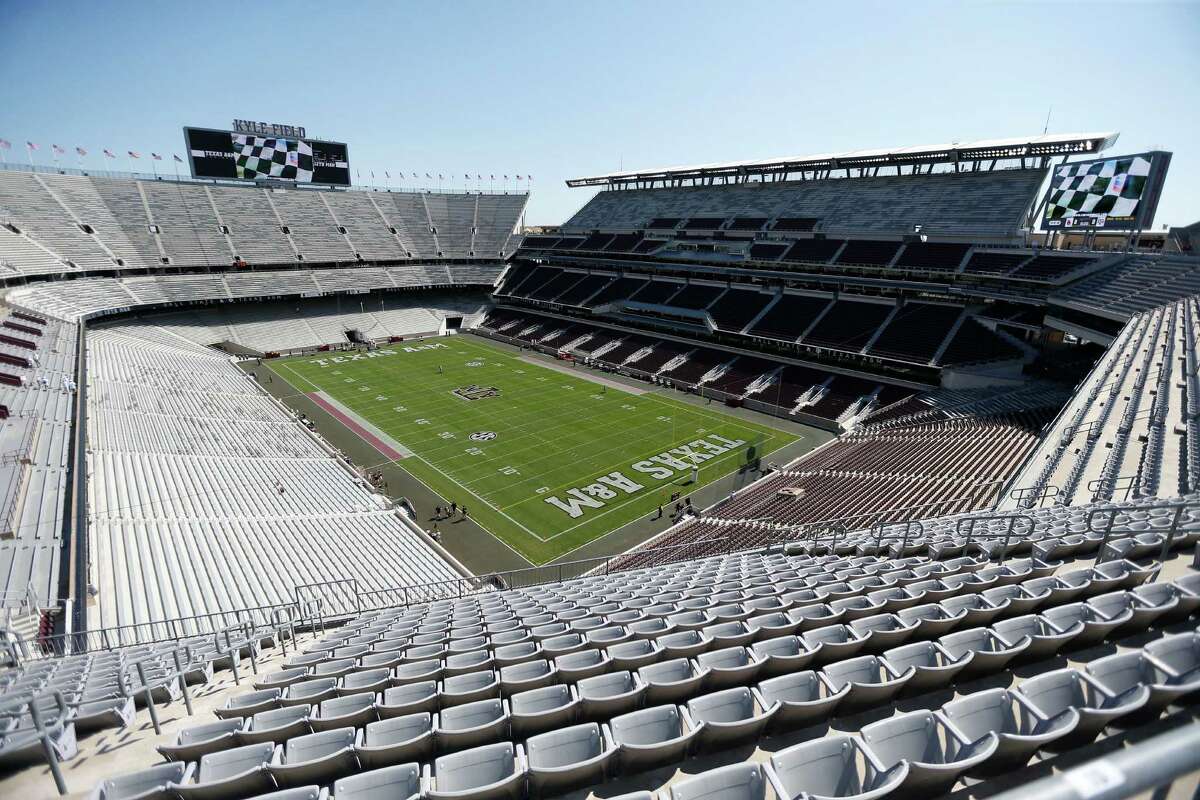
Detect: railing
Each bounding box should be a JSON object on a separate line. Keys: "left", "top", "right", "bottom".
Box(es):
{"left": 3, "top": 536, "right": 737, "bottom": 660}
{"left": 1007, "top": 483, "right": 1061, "bottom": 509}
{"left": 954, "top": 513, "right": 1036, "bottom": 562}
{"left": 1087, "top": 501, "right": 1190, "bottom": 564}
{"left": 13, "top": 601, "right": 296, "bottom": 660}
{"left": 1087, "top": 474, "right": 1137, "bottom": 503}
{"left": 357, "top": 538, "right": 733, "bottom": 613}
{"left": 0, "top": 161, "right": 529, "bottom": 196}
{"left": 990, "top": 722, "right": 1200, "bottom": 800}
{"left": 756, "top": 492, "right": 994, "bottom": 549}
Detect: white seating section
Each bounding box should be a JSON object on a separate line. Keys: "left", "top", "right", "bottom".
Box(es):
{"left": 1003, "top": 296, "right": 1197, "bottom": 507}
{"left": 84, "top": 327, "right": 459, "bottom": 632}
{"left": 0, "top": 169, "right": 526, "bottom": 274}
{"left": 115, "top": 293, "right": 485, "bottom": 354}
{"left": 0, "top": 315, "right": 76, "bottom": 610}
{"left": 4, "top": 265, "right": 503, "bottom": 323}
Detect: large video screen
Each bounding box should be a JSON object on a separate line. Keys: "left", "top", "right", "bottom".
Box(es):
{"left": 1042, "top": 151, "right": 1170, "bottom": 231}
{"left": 184, "top": 127, "right": 351, "bottom": 186}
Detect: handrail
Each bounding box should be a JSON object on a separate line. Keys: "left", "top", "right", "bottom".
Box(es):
{"left": 18, "top": 600, "right": 296, "bottom": 660}
{"left": 989, "top": 722, "right": 1200, "bottom": 800}
{"left": 1007, "top": 483, "right": 1060, "bottom": 510}
{"left": 1087, "top": 501, "right": 1188, "bottom": 564}
{"left": 763, "top": 491, "right": 994, "bottom": 543}
{"left": 954, "top": 513, "right": 1036, "bottom": 563}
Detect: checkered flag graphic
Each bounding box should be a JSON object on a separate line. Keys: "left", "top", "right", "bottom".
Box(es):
{"left": 1044, "top": 156, "right": 1150, "bottom": 222}
{"left": 232, "top": 134, "right": 314, "bottom": 182}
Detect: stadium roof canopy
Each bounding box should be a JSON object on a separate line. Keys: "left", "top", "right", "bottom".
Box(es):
{"left": 566, "top": 132, "right": 1120, "bottom": 188}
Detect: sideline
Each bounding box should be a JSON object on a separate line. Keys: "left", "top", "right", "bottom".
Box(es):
{"left": 517, "top": 354, "right": 649, "bottom": 395}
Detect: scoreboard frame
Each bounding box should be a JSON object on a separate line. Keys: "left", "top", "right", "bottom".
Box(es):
{"left": 1039, "top": 150, "right": 1172, "bottom": 233}
{"left": 183, "top": 126, "right": 352, "bottom": 187}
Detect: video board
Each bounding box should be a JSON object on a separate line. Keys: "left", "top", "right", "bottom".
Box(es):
{"left": 1042, "top": 151, "right": 1171, "bottom": 231}
{"left": 184, "top": 126, "right": 351, "bottom": 186}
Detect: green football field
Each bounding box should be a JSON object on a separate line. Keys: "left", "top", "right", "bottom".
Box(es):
{"left": 267, "top": 336, "right": 798, "bottom": 564}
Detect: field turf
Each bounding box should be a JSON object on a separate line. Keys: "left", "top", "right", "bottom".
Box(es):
{"left": 267, "top": 336, "right": 798, "bottom": 564}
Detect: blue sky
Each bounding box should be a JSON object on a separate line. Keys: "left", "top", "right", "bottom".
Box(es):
{"left": 1, "top": 0, "right": 1197, "bottom": 226}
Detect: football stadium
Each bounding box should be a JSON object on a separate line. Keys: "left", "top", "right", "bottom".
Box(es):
{"left": 1, "top": 4, "right": 1199, "bottom": 799}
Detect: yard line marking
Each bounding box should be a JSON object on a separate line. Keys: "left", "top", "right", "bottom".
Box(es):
{"left": 267, "top": 336, "right": 805, "bottom": 558}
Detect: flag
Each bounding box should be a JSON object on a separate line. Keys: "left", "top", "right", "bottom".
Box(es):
{"left": 127, "top": 151, "right": 140, "bottom": 158}
{"left": 51, "top": 144, "right": 65, "bottom": 155}
{"left": 425, "top": 173, "right": 430, "bottom": 179}
{"left": 371, "top": 170, "right": 375, "bottom": 179}
{"left": 173, "top": 154, "right": 183, "bottom": 163}
{"left": 384, "top": 170, "right": 390, "bottom": 179}
{"left": 75, "top": 146, "right": 87, "bottom": 156}
{"left": 103, "top": 149, "right": 116, "bottom": 158}
{"left": 151, "top": 153, "right": 162, "bottom": 161}
{"left": 528, "top": 175, "right": 533, "bottom": 181}
{"left": 438, "top": 173, "right": 443, "bottom": 179}
{"left": 503, "top": 175, "right": 508, "bottom": 180}
{"left": 26, "top": 141, "right": 38, "bottom": 151}
{"left": 516, "top": 175, "right": 522, "bottom": 180}
{"left": 476, "top": 174, "right": 481, "bottom": 180}
{"left": 0, "top": 139, "right": 11, "bottom": 150}
{"left": 490, "top": 174, "right": 494, "bottom": 180}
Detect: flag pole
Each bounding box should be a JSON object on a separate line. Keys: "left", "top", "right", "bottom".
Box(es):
{"left": 26, "top": 144, "right": 34, "bottom": 168}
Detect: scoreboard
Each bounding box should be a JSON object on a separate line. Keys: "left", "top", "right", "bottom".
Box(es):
{"left": 1041, "top": 151, "right": 1171, "bottom": 232}
{"left": 183, "top": 126, "right": 351, "bottom": 186}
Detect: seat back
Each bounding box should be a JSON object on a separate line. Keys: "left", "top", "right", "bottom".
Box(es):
{"left": 434, "top": 741, "right": 515, "bottom": 791}
{"left": 364, "top": 712, "right": 432, "bottom": 746}
{"left": 526, "top": 722, "right": 604, "bottom": 768}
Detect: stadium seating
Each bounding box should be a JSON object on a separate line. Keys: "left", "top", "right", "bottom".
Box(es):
{"left": 0, "top": 532, "right": 1190, "bottom": 798}
{"left": 561, "top": 169, "right": 1047, "bottom": 239}
{"left": 1051, "top": 253, "right": 1200, "bottom": 320}
{"left": 5, "top": 265, "right": 502, "bottom": 325}
{"left": 0, "top": 170, "right": 525, "bottom": 273}
{"left": 616, "top": 407, "right": 1055, "bottom": 560}
{"left": 2, "top": 136, "right": 1199, "bottom": 800}
{"left": 1002, "top": 296, "right": 1198, "bottom": 506}
{"left": 0, "top": 314, "right": 75, "bottom": 618}
{"left": 83, "top": 327, "right": 460, "bottom": 631}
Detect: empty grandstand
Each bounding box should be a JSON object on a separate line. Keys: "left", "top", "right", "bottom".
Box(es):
{"left": 1, "top": 123, "right": 1199, "bottom": 800}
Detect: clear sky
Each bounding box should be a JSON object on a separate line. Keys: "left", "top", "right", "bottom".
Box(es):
{"left": 1, "top": 0, "right": 1197, "bottom": 227}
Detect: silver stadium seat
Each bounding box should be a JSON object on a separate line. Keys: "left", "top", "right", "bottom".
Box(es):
{"left": 767, "top": 734, "right": 908, "bottom": 800}
{"left": 425, "top": 741, "right": 526, "bottom": 800}
{"left": 860, "top": 710, "right": 997, "bottom": 796}
{"left": 170, "top": 742, "right": 278, "bottom": 800}
{"left": 608, "top": 704, "right": 698, "bottom": 774}
{"left": 355, "top": 712, "right": 435, "bottom": 770}
{"left": 334, "top": 763, "right": 422, "bottom": 800}
{"left": 525, "top": 722, "right": 616, "bottom": 799}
